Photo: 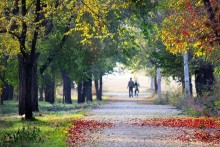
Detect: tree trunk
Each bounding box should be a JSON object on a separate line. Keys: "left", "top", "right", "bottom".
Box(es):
{"left": 39, "top": 86, "right": 44, "bottom": 101}
{"left": 45, "top": 82, "right": 54, "bottom": 104}
{"left": 32, "top": 60, "right": 38, "bottom": 111}
{"left": 181, "top": 76, "right": 185, "bottom": 92}
{"left": 82, "top": 81, "right": 87, "bottom": 102}
{"left": 154, "top": 76, "right": 158, "bottom": 94}
{"left": 183, "top": 53, "right": 190, "bottom": 98}
{"left": 18, "top": 0, "right": 40, "bottom": 120}
{"left": 86, "top": 78, "right": 93, "bottom": 102}
{"left": 95, "top": 76, "right": 103, "bottom": 101}
{"left": 44, "top": 67, "right": 55, "bottom": 104}
{"left": 82, "top": 78, "right": 93, "bottom": 102}
{"left": 99, "top": 76, "right": 103, "bottom": 101}
{"left": 189, "top": 74, "right": 193, "bottom": 96}
{"left": 24, "top": 63, "right": 33, "bottom": 119}
{"left": 19, "top": 55, "right": 36, "bottom": 119}
{"left": 195, "top": 59, "right": 215, "bottom": 96}
{"left": 61, "top": 70, "right": 72, "bottom": 104}
{"left": 95, "top": 80, "right": 99, "bottom": 100}
{"left": 157, "top": 67, "right": 161, "bottom": 99}
{"left": 77, "top": 80, "right": 84, "bottom": 103}
{"left": 18, "top": 55, "right": 25, "bottom": 115}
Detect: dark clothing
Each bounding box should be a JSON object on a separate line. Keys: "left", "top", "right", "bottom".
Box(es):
{"left": 129, "top": 87, "right": 133, "bottom": 97}
{"left": 128, "top": 80, "right": 134, "bottom": 97}
{"left": 134, "top": 82, "right": 139, "bottom": 96}
{"left": 134, "top": 82, "right": 139, "bottom": 91}
{"left": 128, "top": 81, "right": 135, "bottom": 88}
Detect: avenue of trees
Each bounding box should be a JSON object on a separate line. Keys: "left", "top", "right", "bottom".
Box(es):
{"left": 1, "top": 0, "right": 220, "bottom": 119}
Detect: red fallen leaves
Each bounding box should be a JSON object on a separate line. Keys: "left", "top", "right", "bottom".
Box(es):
{"left": 67, "top": 119, "right": 113, "bottom": 146}
{"left": 136, "top": 118, "right": 220, "bottom": 129}
{"left": 177, "top": 129, "right": 220, "bottom": 144}
{"left": 134, "top": 117, "right": 220, "bottom": 144}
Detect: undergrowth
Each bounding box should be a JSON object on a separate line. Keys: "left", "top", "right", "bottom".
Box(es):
{"left": 0, "top": 99, "right": 104, "bottom": 146}
{"left": 160, "top": 86, "right": 220, "bottom": 117}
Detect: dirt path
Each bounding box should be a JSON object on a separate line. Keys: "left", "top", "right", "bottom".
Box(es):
{"left": 75, "top": 91, "right": 219, "bottom": 147}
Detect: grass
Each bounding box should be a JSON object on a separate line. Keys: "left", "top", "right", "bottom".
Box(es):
{"left": 183, "top": 108, "right": 201, "bottom": 117}
{"left": 0, "top": 99, "right": 105, "bottom": 147}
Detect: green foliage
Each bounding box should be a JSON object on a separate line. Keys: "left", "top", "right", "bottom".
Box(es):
{"left": 1, "top": 126, "right": 43, "bottom": 145}
{"left": 0, "top": 98, "right": 106, "bottom": 146}
{"left": 150, "top": 44, "right": 184, "bottom": 81}
{"left": 0, "top": 100, "right": 87, "bottom": 147}
{"left": 165, "top": 84, "right": 220, "bottom": 117}
{"left": 184, "top": 108, "right": 201, "bottom": 117}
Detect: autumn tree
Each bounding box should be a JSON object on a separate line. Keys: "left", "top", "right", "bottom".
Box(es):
{"left": 0, "top": 0, "right": 60, "bottom": 119}
{"left": 161, "top": 0, "right": 220, "bottom": 96}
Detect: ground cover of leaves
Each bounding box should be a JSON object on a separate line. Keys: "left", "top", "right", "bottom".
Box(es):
{"left": 67, "top": 92, "right": 220, "bottom": 147}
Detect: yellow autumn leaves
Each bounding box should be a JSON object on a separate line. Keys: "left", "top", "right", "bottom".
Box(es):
{"left": 161, "top": 0, "right": 215, "bottom": 56}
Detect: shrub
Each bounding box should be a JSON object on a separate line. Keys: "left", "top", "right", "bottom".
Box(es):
{"left": 153, "top": 91, "right": 171, "bottom": 105}
{"left": 167, "top": 88, "right": 187, "bottom": 109}
{"left": 166, "top": 84, "right": 220, "bottom": 117}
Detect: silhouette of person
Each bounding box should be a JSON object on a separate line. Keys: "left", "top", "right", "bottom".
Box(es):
{"left": 127, "top": 78, "right": 135, "bottom": 97}
{"left": 134, "top": 81, "right": 139, "bottom": 97}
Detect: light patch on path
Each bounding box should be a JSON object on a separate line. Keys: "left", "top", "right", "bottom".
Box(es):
{"left": 80, "top": 92, "right": 218, "bottom": 147}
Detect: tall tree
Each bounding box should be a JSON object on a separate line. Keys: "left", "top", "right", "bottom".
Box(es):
{"left": 0, "top": 0, "right": 55, "bottom": 119}
{"left": 161, "top": 0, "right": 218, "bottom": 95}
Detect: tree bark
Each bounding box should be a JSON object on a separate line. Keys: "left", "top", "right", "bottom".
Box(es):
{"left": 31, "top": 60, "right": 38, "bottom": 111}
{"left": 24, "top": 62, "right": 34, "bottom": 119}
{"left": 157, "top": 67, "right": 161, "bottom": 99}
{"left": 95, "top": 76, "right": 103, "bottom": 101}
{"left": 44, "top": 67, "right": 55, "bottom": 104}
{"left": 82, "top": 78, "right": 93, "bottom": 102}
{"left": 77, "top": 80, "right": 84, "bottom": 103}
{"left": 86, "top": 78, "right": 93, "bottom": 102}
{"left": 82, "top": 81, "right": 87, "bottom": 102}
{"left": 189, "top": 74, "right": 193, "bottom": 96}
{"left": 183, "top": 53, "right": 190, "bottom": 98}
{"left": 154, "top": 76, "right": 158, "bottom": 94}
{"left": 61, "top": 70, "right": 72, "bottom": 104}
{"left": 181, "top": 76, "right": 185, "bottom": 92}
{"left": 99, "top": 76, "right": 103, "bottom": 101}
{"left": 95, "top": 80, "right": 99, "bottom": 100}
{"left": 18, "top": 55, "right": 25, "bottom": 115}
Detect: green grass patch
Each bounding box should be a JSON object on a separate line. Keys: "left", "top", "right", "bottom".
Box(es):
{"left": 183, "top": 108, "right": 201, "bottom": 117}
{"left": 0, "top": 99, "right": 104, "bottom": 147}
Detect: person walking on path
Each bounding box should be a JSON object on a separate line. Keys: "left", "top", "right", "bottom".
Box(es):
{"left": 134, "top": 80, "right": 139, "bottom": 97}
{"left": 127, "top": 78, "right": 135, "bottom": 97}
